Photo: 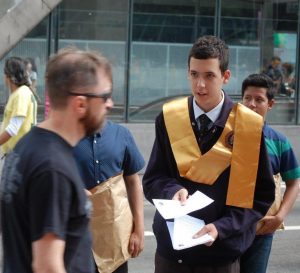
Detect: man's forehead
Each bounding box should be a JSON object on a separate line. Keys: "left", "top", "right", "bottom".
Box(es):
{"left": 244, "top": 87, "right": 268, "bottom": 96}
{"left": 95, "top": 70, "right": 112, "bottom": 88}
{"left": 189, "top": 57, "right": 220, "bottom": 69}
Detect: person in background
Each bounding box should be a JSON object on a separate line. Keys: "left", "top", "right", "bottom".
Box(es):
{"left": 74, "top": 119, "right": 145, "bottom": 273}
{"left": 0, "top": 57, "right": 37, "bottom": 155}
{"left": 1, "top": 47, "right": 113, "bottom": 273}
{"left": 263, "top": 56, "right": 283, "bottom": 95}
{"left": 280, "top": 62, "right": 295, "bottom": 97}
{"left": 240, "top": 73, "right": 300, "bottom": 273}
{"left": 143, "top": 35, "right": 275, "bottom": 273}
{"left": 25, "top": 57, "right": 38, "bottom": 91}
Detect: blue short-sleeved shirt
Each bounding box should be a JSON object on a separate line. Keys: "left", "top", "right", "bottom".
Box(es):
{"left": 264, "top": 124, "right": 300, "bottom": 181}
{"left": 74, "top": 121, "right": 145, "bottom": 189}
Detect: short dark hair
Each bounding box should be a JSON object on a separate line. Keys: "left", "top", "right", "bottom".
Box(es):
{"left": 282, "top": 62, "right": 294, "bottom": 76}
{"left": 46, "top": 47, "right": 112, "bottom": 109}
{"left": 241, "top": 73, "right": 275, "bottom": 100}
{"left": 188, "top": 35, "right": 229, "bottom": 74}
{"left": 4, "top": 57, "right": 30, "bottom": 87}
{"left": 271, "top": 56, "right": 281, "bottom": 63}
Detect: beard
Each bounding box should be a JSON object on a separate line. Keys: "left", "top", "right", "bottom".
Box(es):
{"left": 80, "top": 107, "right": 105, "bottom": 137}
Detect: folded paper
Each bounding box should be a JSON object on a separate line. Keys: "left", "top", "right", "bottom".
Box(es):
{"left": 153, "top": 190, "right": 214, "bottom": 219}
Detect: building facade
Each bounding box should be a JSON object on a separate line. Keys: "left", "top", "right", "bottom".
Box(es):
{"left": 1, "top": 0, "right": 300, "bottom": 124}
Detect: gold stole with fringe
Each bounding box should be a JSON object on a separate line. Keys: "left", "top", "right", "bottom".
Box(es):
{"left": 163, "top": 97, "right": 263, "bottom": 208}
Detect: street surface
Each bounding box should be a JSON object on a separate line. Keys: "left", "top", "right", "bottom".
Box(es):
{"left": 0, "top": 186, "right": 299, "bottom": 273}
{"left": 129, "top": 188, "right": 300, "bottom": 273}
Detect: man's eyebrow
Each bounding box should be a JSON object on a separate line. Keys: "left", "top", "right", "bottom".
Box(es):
{"left": 204, "top": 71, "right": 216, "bottom": 74}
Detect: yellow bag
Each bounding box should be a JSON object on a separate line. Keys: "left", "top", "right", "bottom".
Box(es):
{"left": 89, "top": 173, "right": 133, "bottom": 273}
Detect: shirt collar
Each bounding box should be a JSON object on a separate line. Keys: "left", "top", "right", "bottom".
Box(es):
{"left": 92, "top": 120, "right": 108, "bottom": 138}
{"left": 193, "top": 91, "right": 225, "bottom": 123}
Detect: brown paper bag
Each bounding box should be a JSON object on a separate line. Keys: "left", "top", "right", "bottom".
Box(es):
{"left": 89, "top": 173, "right": 133, "bottom": 273}
{"left": 256, "top": 173, "right": 284, "bottom": 231}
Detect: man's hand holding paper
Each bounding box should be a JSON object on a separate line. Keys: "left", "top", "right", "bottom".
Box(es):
{"left": 192, "top": 223, "right": 218, "bottom": 246}
{"left": 172, "top": 188, "right": 189, "bottom": 205}
{"left": 166, "top": 215, "right": 214, "bottom": 250}
{"left": 153, "top": 190, "right": 214, "bottom": 219}
{"left": 153, "top": 190, "right": 215, "bottom": 250}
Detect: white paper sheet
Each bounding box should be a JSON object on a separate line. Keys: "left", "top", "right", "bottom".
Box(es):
{"left": 166, "top": 215, "right": 214, "bottom": 250}
{"left": 153, "top": 190, "right": 214, "bottom": 219}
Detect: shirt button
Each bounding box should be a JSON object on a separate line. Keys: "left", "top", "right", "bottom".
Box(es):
{"left": 95, "top": 160, "right": 99, "bottom": 164}
{"left": 97, "top": 180, "right": 100, "bottom": 184}
{"left": 178, "top": 259, "right": 182, "bottom": 264}
{"left": 94, "top": 140, "right": 97, "bottom": 143}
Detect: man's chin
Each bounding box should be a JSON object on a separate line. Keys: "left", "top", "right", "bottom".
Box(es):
{"left": 85, "top": 119, "right": 106, "bottom": 137}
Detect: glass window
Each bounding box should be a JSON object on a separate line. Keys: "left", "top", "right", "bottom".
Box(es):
{"left": 133, "top": 0, "right": 214, "bottom": 43}
{"left": 58, "top": 0, "right": 129, "bottom": 121}
{"left": 221, "top": 0, "right": 299, "bottom": 124}
{"left": 129, "top": 0, "right": 214, "bottom": 121}
{"left": 2, "top": 0, "right": 299, "bottom": 125}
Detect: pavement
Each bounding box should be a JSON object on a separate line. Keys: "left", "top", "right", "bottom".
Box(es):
{"left": 129, "top": 189, "right": 300, "bottom": 273}
{"left": 0, "top": 187, "right": 299, "bottom": 273}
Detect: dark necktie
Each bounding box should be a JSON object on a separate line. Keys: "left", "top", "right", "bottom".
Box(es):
{"left": 198, "top": 114, "right": 211, "bottom": 138}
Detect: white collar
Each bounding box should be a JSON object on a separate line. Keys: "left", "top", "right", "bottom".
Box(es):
{"left": 193, "top": 91, "right": 224, "bottom": 123}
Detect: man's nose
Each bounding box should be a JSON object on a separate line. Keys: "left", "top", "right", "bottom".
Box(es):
{"left": 248, "top": 99, "right": 256, "bottom": 108}
{"left": 105, "top": 97, "right": 114, "bottom": 109}
{"left": 196, "top": 77, "right": 205, "bottom": 87}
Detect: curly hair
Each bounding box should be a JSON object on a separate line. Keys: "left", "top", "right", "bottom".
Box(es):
{"left": 188, "top": 35, "right": 229, "bottom": 74}
{"left": 4, "top": 57, "right": 31, "bottom": 87}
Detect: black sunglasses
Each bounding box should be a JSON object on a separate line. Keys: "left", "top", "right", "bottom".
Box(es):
{"left": 67, "top": 91, "right": 112, "bottom": 102}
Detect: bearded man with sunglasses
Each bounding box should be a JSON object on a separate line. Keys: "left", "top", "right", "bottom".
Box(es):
{"left": 1, "top": 47, "right": 113, "bottom": 273}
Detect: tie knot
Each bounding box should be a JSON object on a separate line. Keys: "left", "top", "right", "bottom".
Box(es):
{"left": 198, "top": 114, "right": 210, "bottom": 127}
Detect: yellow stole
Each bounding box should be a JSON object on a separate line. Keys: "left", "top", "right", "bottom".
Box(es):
{"left": 163, "top": 97, "right": 263, "bottom": 209}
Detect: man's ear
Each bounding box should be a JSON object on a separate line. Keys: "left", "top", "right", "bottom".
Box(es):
{"left": 268, "top": 99, "right": 275, "bottom": 110}
{"left": 71, "top": 96, "right": 88, "bottom": 118}
{"left": 223, "top": 70, "right": 231, "bottom": 84}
